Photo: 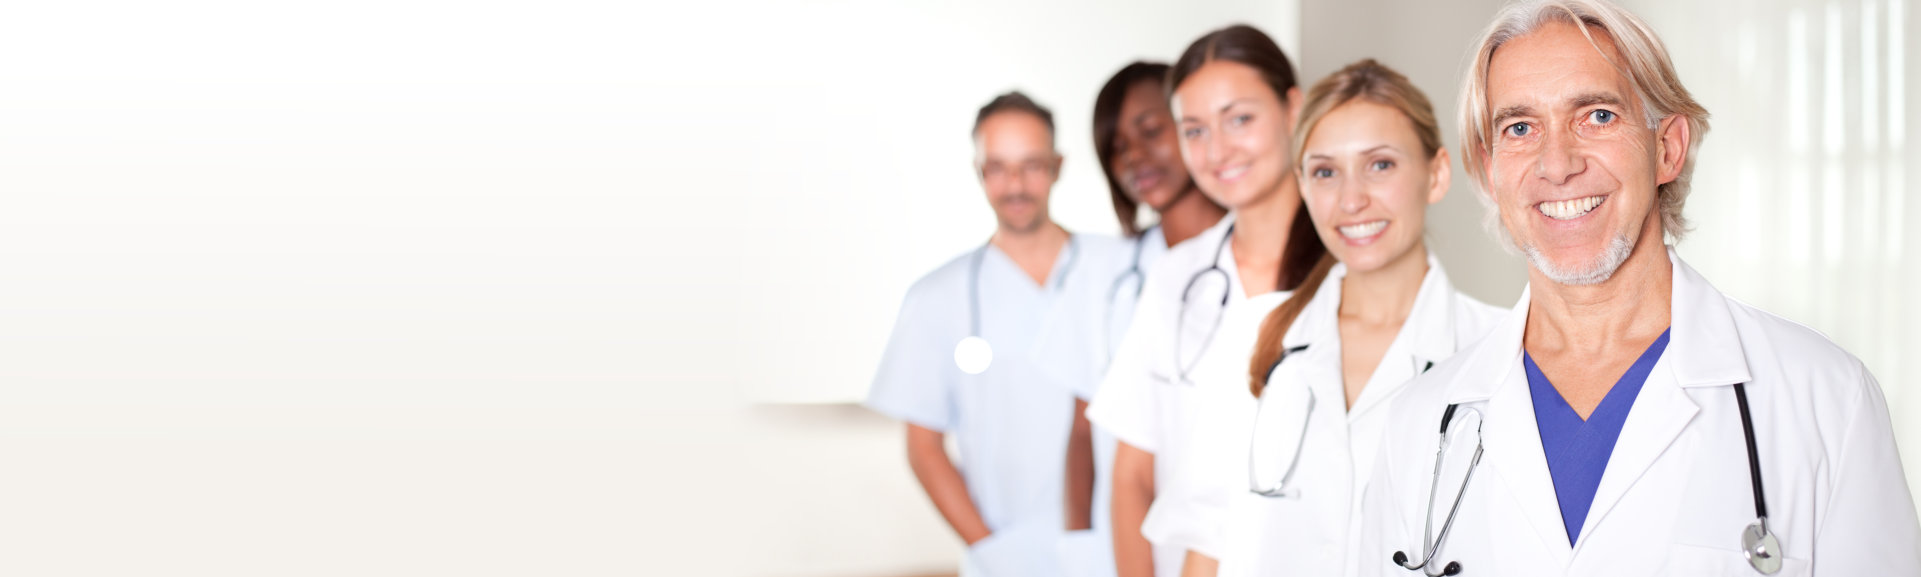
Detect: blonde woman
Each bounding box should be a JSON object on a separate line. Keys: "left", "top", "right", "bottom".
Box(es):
{"left": 1153, "top": 59, "right": 1503, "bottom": 577}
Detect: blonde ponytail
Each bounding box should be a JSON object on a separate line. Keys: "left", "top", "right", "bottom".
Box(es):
{"left": 1247, "top": 253, "right": 1336, "bottom": 397}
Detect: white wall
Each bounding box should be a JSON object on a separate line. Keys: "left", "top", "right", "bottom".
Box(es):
{"left": 0, "top": 2, "right": 709, "bottom": 575}
{"left": 0, "top": 1, "right": 1307, "bottom": 576}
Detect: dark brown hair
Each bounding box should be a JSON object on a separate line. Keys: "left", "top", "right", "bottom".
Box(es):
{"left": 1167, "top": 24, "right": 1299, "bottom": 113}
{"left": 974, "top": 91, "right": 1055, "bottom": 148}
{"left": 1092, "top": 62, "right": 1171, "bottom": 237}
{"left": 1248, "top": 59, "right": 1440, "bottom": 397}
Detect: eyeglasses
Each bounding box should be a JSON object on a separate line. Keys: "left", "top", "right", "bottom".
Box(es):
{"left": 979, "top": 158, "right": 1057, "bottom": 183}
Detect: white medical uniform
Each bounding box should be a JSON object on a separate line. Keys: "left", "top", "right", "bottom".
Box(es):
{"left": 1358, "top": 249, "right": 1921, "bottom": 576}
{"left": 1063, "top": 225, "right": 1171, "bottom": 577}
{"left": 1087, "top": 215, "right": 1263, "bottom": 577}
{"left": 868, "top": 233, "right": 1132, "bottom": 577}
{"left": 1150, "top": 255, "right": 1502, "bottom": 577}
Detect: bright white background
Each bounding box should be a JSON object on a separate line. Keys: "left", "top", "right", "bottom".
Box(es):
{"left": 0, "top": 1, "right": 1909, "bottom": 576}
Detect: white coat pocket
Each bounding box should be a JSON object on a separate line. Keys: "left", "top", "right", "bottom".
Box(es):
{"left": 1659, "top": 543, "right": 1809, "bottom": 577}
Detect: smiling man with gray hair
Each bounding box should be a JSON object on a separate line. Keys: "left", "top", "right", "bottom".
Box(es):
{"left": 1356, "top": 0, "right": 1921, "bottom": 574}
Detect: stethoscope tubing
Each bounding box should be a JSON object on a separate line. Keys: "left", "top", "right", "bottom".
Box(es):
{"left": 1397, "top": 382, "right": 1776, "bottom": 575}
{"left": 1103, "top": 226, "right": 1156, "bottom": 356}
{"left": 1173, "top": 224, "right": 1235, "bottom": 382}
{"left": 1248, "top": 343, "right": 1312, "bottom": 498}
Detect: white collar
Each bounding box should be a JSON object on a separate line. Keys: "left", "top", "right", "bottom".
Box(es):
{"left": 1281, "top": 252, "right": 1458, "bottom": 360}
{"left": 1440, "top": 246, "right": 1752, "bottom": 406}
{"left": 1276, "top": 252, "right": 1461, "bottom": 414}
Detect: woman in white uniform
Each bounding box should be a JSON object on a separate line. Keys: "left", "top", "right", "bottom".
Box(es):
{"left": 1156, "top": 60, "right": 1505, "bottom": 577}
{"left": 1062, "top": 60, "right": 1228, "bottom": 577}
{"left": 1085, "top": 25, "right": 1326, "bottom": 577}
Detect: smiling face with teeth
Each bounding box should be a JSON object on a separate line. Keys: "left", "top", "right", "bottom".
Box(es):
{"left": 1483, "top": 21, "right": 1691, "bottom": 286}
{"left": 1172, "top": 60, "right": 1302, "bottom": 211}
{"left": 1299, "top": 100, "right": 1449, "bottom": 275}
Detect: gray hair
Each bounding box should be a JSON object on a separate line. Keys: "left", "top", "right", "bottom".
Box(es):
{"left": 1458, "top": 0, "right": 1711, "bottom": 247}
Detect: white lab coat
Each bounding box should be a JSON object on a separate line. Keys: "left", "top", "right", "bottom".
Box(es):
{"left": 1357, "top": 248, "right": 1921, "bottom": 576}
{"left": 867, "top": 233, "right": 1133, "bottom": 577}
{"left": 1151, "top": 255, "right": 1503, "bottom": 577}
{"left": 1064, "top": 226, "right": 1171, "bottom": 577}
{"left": 1087, "top": 214, "right": 1250, "bottom": 577}
{"left": 1136, "top": 288, "right": 1285, "bottom": 558}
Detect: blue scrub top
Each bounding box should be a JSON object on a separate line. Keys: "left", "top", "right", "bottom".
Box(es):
{"left": 1525, "top": 328, "right": 1671, "bottom": 546}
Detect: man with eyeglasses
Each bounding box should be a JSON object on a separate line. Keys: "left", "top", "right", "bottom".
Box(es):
{"left": 866, "top": 91, "right": 1129, "bottom": 577}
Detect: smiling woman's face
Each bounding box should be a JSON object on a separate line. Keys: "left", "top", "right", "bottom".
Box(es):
{"left": 1298, "top": 100, "right": 1447, "bottom": 274}
{"left": 1172, "top": 60, "right": 1295, "bottom": 210}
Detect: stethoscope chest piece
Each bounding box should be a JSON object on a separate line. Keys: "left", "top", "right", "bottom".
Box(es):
{"left": 1743, "top": 520, "right": 1783, "bottom": 574}
{"left": 954, "top": 336, "right": 993, "bottom": 375}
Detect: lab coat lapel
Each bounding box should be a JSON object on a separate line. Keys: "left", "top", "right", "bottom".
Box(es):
{"left": 1663, "top": 249, "right": 1753, "bottom": 388}
{"left": 1282, "top": 270, "right": 1343, "bottom": 408}
{"left": 1481, "top": 358, "right": 1577, "bottom": 565}
{"left": 1441, "top": 286, "right": 1573, "bottom": 564}
{"left": 1351, "top": 255, "right": 1457, "bottom": 419}
{"left": 1574, "top": 249, "right": 1749, "bottom": 556}
{"left": 1571, "top": 359, "right": 1697, "bottom": 555}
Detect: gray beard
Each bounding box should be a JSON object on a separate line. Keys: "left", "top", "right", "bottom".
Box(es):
{"left": 1522, "top": 233, "right": 1635, "bottom": 286}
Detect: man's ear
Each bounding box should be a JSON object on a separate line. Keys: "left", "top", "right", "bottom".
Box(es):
{"left": 1653, "top": 115, "right": 1690, "bottom": 186}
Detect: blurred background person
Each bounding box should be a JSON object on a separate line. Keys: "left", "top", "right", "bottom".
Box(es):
{"left": 866, "top": 91, "right": 1130, "bottom": 577}
{"left": 1085, "top": 24, "right": 1327, "bottom": 577}
{"left": 1153, "top": 59, "right": 1502, "bottom": 577}
{"left": 1063, "top": 60, "right": 1230, "bottom": 577}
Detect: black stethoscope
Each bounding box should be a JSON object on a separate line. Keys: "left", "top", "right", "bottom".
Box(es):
{"left": 1248, "top": 350, "right": 1431, "bottom": 499}
{"left": 1393, "top": 382, "right": 1782, "bottom": 575}
{"left": 953, "top": 236, "right": 1080, "bottom": 374}
{"left": 1172, "top": 223, "right": 1235, "bottom": 383}
{"left": 1247, "top": 343, "right": 1314, "bottom": 497}
{"left": 1102, "top": 225, "right": 1156, "bottom": 356}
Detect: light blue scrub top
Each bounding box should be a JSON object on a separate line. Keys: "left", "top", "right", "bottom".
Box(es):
{"left": 1526, "top": 328, "right": 1671, "bottom": 546}
{"left": 867, "top": 234, "right": 1130, "bottom": 577}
